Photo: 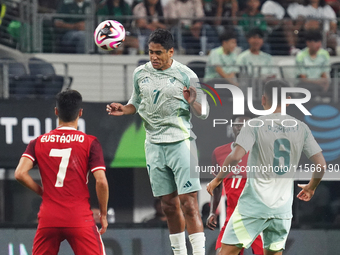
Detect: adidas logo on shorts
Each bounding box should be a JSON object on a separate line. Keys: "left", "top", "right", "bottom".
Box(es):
{"left": 183, "top": 181, "right": 192, "bottom": 188}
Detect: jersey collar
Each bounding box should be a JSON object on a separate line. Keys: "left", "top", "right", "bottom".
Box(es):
{"left": 57, "top": 126, "right": 77, "bottom": 130}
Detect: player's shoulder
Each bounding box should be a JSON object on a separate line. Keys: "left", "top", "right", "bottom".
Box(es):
{"left": 317, "top": 48, "right": 330, "bottom": 59}
{"left": 172, "top": 59, "right": 197, "bottom": 77}
{"left": 213, "top": 142, "right": 233, "bottom": 155}
{"left": 133, "top": 63, "right": 149, "bottom": 76}
{"left": 259, "top": 50, "right": 272, "bottom": 60}
{"left": 296, "top": 47, "right": 309, "bottom": 60}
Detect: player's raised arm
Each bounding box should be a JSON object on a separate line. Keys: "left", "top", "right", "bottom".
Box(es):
{"left": 297, "top": 152, "right": 326, "bottom": 202}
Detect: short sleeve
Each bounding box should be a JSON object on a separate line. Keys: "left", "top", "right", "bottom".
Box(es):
{"left": 188, "top": 69, "right": 210, "bottom": 119}
{"left": 325, "top": 5, "right": 337, "bottom": 22}
{"left": 235, "top": 123, "right": 256, "bottom": 153}
{"left": 261, "top": 1, "right": 284, "bottom": 19}
{"left": 295, "top": 53, "right": 307, "bottom": 77}
{"left": 89, "top": 138, "right": 106, "bottom": 172}
{"left": 194, "top": 0, "right": 205, "bottom": 19}
{"left": 164, "top": 0, "right": 176, "bottom": 19}
{"left": 127, "top": 69, "right": 142, "bottom": 111}
{"left": 302, "top": 123, "right": 322, "bottom": 158}
{"left": 209, "top": 50, "right": 223, "bottom": 66}
{"left": 321, "top": 51, "right": 331, "bottom": 75}
{"left": 22, "top": 138, "right": 38, "bottom": 163}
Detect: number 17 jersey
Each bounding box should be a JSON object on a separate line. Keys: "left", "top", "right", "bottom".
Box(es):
{"left": 22, "top": 127, "right": 106, "bottom": 228}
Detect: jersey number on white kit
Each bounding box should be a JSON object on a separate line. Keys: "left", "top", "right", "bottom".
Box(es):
{"left": 49, "top": 148, "right": 72, "bottom": 187}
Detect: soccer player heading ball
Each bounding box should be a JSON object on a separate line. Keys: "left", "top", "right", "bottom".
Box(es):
{"left": 107, "top": 29, "right": 209, "bottom": 255}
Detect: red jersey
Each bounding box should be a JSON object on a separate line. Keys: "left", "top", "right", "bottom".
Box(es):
{"left": 22, "top": 127, "right": 106, "bottom": 228}
{"left": 212, "top": 142, "right": 249, "bottom": 221}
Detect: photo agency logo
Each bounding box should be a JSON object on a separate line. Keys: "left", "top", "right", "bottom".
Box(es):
{"left": 198, "top": 84, "right": 312, "bottom": 128}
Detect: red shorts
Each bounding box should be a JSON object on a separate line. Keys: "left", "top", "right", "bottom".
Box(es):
{"left": 33, "top": 225, "right": 105, "bottom": 255}
{"left": 216, "top": 220, "right": 263, "bottom": 255}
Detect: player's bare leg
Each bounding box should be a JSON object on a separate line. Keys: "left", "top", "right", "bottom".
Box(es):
{"left": 178, "top": 191, "right": 203, "bottom": 234}
{"left": 264, "top": 250, "right": 282, "bottom": 255}
{"left": 161, "top": 191, "right": 187, "bottom": 255}
{"left": 219, "top": 244, "right": 242, "bottom": 255}
{"left": 179, "top": 191, "right": 205, "bottom": 255}
{"left": 161, "top": 191, "right": 186, "bottom": 233}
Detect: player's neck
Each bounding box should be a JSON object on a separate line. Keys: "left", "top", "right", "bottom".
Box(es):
{"left": 58, "top": 121, "right": 78, "bottom": 129}
{"left": 263, "top": 106, "right": 282, "bottom": 113}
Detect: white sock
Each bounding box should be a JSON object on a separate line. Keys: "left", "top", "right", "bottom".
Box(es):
{"left": 189, "top": 232, "right": 206, "bottom": 255}
{"left": 169, "top": 232, "right": 187, "bottom": 255}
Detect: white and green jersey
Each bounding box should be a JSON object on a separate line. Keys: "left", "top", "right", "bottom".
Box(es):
{"left": 235, "top": 113, "right": 322, "bottom": 219}
{"left": 128, "top": 59, "right": 209, "bottom": 144}
{"left": 295, "top": 47, "right": 330, "bottom": 79}
{"left": 204, "top": 46, "right": 238, "bottom": 79}
{"left": 236, "top": 49, "right": 276, "bottom": 77}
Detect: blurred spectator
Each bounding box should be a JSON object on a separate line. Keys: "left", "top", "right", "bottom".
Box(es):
{"left": 325, "top": 0, "right": 340, "bottom": 16}
{"left": 38, "top": 0, "right": 59, "bottom": 13}
{"left": 239, "top": 0, "right": 267, "bottom": 33}
{"left": 201, "top": 0, "right": 225, "bottom": 49}
{"left": 238, "top": 0, "right": 268, "bottom": 51}
{"left": 97, "top": 0, "right": 132, "bottom": 25}
{"left": 54, "top": 0, "right": 90, "bottom": 53}
{"left": 204, "top": 31, "right": 238, "bottom": 86}
{"left": 296, "top": 29, "right": 330, "bottom": 98}
{"left": 0, "top": 1, "right": 22, "bottom": 49}
{"left": 261, "top": 0, "right": 305, "bottom": 55}
{"left": 236, "top": 28, "right": 276, "bottom": 79}
{"left": 238, "top": 0, "right": 266, "bottom": 12}
{"left": 143, "top": 198, "right": 167, "bottom": 226}
{"left": 301, "top": 0, "right": 338, "bottom": 55}
{"left": 133, "top": 0, "right": 166, "bottom": 53}
{"left": 164, "top": 0, "right": 205, "bottom": 54}
{"left": 97, "top": 0, "right": 139, "bottom": 54}
{"left": 214, "top": 0, "right": 239, "bottom": 32}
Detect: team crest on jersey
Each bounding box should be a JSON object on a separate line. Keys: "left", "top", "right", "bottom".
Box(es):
{"left": 169, "top": 77, "right": 175, "bottom": 84}
{"left": 141, "top": 77, "right": 150, "bottom": 84}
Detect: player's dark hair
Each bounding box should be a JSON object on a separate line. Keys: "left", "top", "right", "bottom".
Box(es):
{"left": 246, "top": 27, "right": 264, "bottom": 39}
{"left": 148, "top": 29, "right": 174, "bottom": 50}
{"left": 219, "top": 30, "right": 237, "bottom": 43}
{"left": 305, "top": 29, "right": 322, "bottom": 42}
{"left": 56, "top": 90, "right": 82, "bottom": 122}
{"left": 304, "top": 0, "right": 326, "bottom": 7}
{"left": 263, "top": 79, "right": 290, "bottom": 104}
{"left": 144, "top": 0, "right": 164, "bottom": 24}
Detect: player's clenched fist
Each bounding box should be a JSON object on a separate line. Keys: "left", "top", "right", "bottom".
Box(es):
{"left": 106, "top": 103, "right": 124, "bottom": 116}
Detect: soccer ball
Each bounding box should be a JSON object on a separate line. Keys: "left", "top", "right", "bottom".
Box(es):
{"left": 94, "top": 20, "right": 125, "bottom": 51}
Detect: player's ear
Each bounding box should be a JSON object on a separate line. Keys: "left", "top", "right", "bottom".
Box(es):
{"left": 79, "top": 109, "right": 83, "bottom": 117}
{"left": 55, "top": 107, "right": 58, "bottom": 116}
{"left": 169, "top": 47, "right": 174, "bottom": 57}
